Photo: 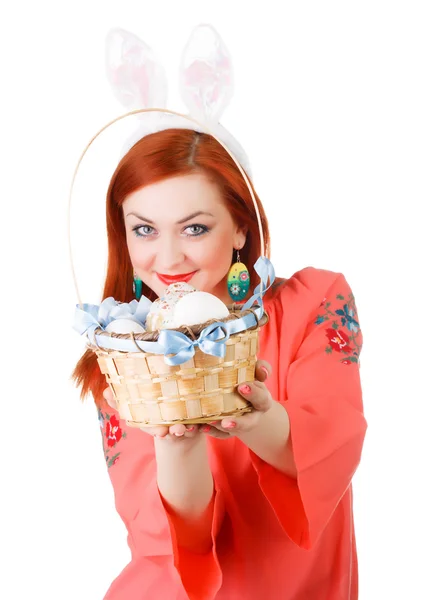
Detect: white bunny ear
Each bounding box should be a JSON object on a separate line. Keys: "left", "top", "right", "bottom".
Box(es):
{"left": 179, "top": 24, "right": 233, "bottom": 123}
{"left": 105, "top": 28, "right": 167, "bottom": 110}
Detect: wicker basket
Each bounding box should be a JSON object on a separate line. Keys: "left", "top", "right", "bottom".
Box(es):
{"left": 70, "top": 108, "right": 272, "bottom": 427}
{"left": 91, "top": 309, "right": 268, "bottom": 427}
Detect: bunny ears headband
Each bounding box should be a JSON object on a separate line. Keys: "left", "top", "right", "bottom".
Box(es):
{"left": 105, "top": 23, "right": 252, "bottom": 177}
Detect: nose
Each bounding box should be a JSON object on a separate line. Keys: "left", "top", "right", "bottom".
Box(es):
{"left": 156, "top": 236, "right": 186, "bottom": 271}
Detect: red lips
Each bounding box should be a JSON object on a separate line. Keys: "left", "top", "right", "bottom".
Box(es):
{"left": 156, "top": 271, "right": 198, "bottom": 285}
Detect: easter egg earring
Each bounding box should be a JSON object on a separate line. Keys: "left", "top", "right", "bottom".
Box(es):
{"left": 227, "top": 248, "right": 250, "bottom": 303}
{"left": 133, "top": 271, "right": 143, "bottom": 301}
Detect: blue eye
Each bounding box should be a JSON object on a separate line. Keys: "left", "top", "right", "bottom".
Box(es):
{"left": 184, "top": 224, "right": 209, "bottom": 237}
{"left": 133, "top": 225, "right": 155, "bottom": 238}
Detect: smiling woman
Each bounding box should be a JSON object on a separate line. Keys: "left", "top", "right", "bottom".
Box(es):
{"left": 70, "top": 24, "right": 367, "bottom": 600}
{"left": 71, "top": 124, "right": 367, "bottom": 600}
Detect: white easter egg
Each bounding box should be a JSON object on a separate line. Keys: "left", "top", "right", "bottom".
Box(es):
{"left": 172, "top": 292, "right": 229, "bottom": 327}
{"left": 105, "top": 318, "right": 146, "bottom": 334}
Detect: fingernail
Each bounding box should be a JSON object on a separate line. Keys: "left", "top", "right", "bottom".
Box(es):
{"left": 174, "top": 432, "right": 185, "bottom": 437}
{"left": 239, "top": 384, "right": 251, "bottom": 395}
{"left": 186, "top": 426, "right": 195, "bottom": 432}
{"left": 260, "top": 366, "right": 269, "bottom": 379}
{"left": 202, "top": 425, "right": 211, "bottom": 433}
{"left": 223, "top": 421, "right": 236, "bottom": 429}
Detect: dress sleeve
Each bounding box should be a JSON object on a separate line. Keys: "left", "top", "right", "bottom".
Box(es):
{"left": 250, "top": 272, "right": 367, "bottom": 549}
{"left": 98, "top": 402, "right": 225, "bottom": 600}
{"left": 161, "top": 487, "right": 225, "bottom": 600}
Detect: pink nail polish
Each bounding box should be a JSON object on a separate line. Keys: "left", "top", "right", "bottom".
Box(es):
{"left": 260, "top": 366, "right": 269, "bottom": 379}
{"left": 224, "top": 421, "right": 236, "bottom": 429}
{"left": 202, "top": 425, "right": 211, "bottom": 433}
{"left": 187, "top": 426, "right": 195, "bottom": 432}
{"left": 239, "top": 384, "right": 251, "bottom": 395}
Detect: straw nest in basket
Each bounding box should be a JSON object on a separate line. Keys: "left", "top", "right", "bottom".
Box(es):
{"left": 91, "top": 305, "right": 269, "bottom": 427}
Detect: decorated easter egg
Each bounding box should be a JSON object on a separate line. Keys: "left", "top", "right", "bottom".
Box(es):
{"left": 105, "top": 318, "right": 146, "bottom": 334}
{"left": 164, "top": 282, "right": 197, "bottom": 297}
{"left": 227, "top": 261, "right": 250, "bottom": 302}
{"left": 146, "top": 283, "right": 197, "bottom": 331}
{"left": 145, "top": 298, "right": 175, "bottom": 331}
{"left": 172, "top": 291, "right": 229, "bottom": 328}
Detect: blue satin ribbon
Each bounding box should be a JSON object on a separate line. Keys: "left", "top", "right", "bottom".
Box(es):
{"left": 158, "top": 322, "right": 230, "bottom": 366}
{"left": 73, "top": 295, "right": 152, "bottom": 346}
{"left": 242, "top": 256, "right": 275, "bottom": 312}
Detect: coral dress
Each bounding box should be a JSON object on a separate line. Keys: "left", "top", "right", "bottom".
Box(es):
{"left": 99, "top": 267, "right": 367, "bottom": 600}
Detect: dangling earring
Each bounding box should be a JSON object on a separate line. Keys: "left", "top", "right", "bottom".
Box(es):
{"left": 227, "top": 248, "right": 250, "bottom": 302}
{"left": 133, "top": 271, "right": 143, "bottom": 301}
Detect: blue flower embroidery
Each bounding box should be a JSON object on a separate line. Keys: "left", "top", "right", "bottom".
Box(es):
{"left": 98, "top": 409, "right": 105, "bottom": 429}
{"left": 335, "top": 304, "right": 359, "bottom": 333}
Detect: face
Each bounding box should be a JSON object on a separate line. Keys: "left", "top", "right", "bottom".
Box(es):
{"left": 122, "top": 173, "right": 246, "bottom": 302}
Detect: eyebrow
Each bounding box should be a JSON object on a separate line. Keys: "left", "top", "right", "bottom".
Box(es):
{"left": 126, "top": 211, "right": 215, "bottom": 224}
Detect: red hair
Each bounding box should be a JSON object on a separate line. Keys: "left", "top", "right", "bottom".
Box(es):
{"left": 70, "top": 128, "right": 270, "bottom": 408}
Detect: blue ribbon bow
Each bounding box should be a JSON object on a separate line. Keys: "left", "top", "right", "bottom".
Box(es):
{"left": 158, "top": 322, "right": 230, "bottom": 366}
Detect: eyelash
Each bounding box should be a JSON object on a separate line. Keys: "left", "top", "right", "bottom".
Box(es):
{"left": 132, "top": 224, "right": 210, "bottom": 239}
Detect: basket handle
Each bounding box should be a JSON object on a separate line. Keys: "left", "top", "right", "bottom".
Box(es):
{"left": 68, "top": 108, "right": 265, "bottom": 308}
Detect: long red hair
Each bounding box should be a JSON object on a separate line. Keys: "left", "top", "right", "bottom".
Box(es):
{"left": 70, "top": 128, "right": 270, "bottom": 408}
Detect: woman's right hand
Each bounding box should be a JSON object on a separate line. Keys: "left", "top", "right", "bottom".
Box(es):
{"left": 103, "top": 387, "right": 200, "bottom": 441}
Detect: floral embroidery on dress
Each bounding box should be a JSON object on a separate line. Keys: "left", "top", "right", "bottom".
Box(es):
{"left": 98, "top": 409, "right": 127, "bottom": 468}
{"left": 314, "top": 290, "right": 361, "bottom": 365}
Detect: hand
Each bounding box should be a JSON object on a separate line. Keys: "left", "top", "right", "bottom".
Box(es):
{"left": 102, "top": 387, "right": 201, "bottom": 442}
{"left": 202, "top": 360, "right": 274, "bottom": 439}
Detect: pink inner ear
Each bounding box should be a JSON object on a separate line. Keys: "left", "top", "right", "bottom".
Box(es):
{"left": 180, "top": 25, "right": 233, "bottom": 122}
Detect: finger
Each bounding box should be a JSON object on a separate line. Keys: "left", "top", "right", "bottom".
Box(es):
{"left": 169, "top": 423, "right": 187, "bottom": 437}
{"left": 255, "top": 360, "right": 272, "bottom": 382}
{"left": 221, "top": 410, "right": 262, "bottom": 433}
{"left": 150, "top": 426, "right": 170, "bottom": 438}
{"left": 201, "top": 425, "right": 231, "bottom": 439}
{"left": 238, "top": 380, "right": 272, "bottom": 412}
{"left": 184, "top": 424, "right": 198, "bottom": 437}
{"left": 103, "top": 387, "right": 117, "bottom": 410}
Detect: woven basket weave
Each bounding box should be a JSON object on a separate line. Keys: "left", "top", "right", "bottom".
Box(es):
{"left": 92, "top": 309, "right": 268, "bottom": 427}
{"left": 70, "top": 108, "right": 270, "bottom": 426}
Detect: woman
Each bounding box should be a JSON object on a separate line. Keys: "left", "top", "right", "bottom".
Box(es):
{"left": 72, "top": 127, "right": 367, "bottom": 599}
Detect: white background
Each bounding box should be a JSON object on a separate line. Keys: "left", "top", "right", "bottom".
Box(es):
{"left": 2, "top": 1, "right": 426, "bottom": 598}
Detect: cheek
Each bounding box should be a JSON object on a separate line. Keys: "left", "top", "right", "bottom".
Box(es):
{"left": 193, "top": 232, "right": 233, "bottom": 278}
{"left": 126, "top": 235, "right": 153, "bottom": 270}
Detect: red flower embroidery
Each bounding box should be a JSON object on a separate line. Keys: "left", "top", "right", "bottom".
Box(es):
{"left": 326, "top": 328, "right": 353, "bottom": 353}
{"left": 105, "top": 415, "right": 122, "bottom": 448}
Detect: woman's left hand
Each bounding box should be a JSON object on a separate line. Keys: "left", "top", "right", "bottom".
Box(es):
{"left": 203, "top": 360, "right": 274, "bottom": 439}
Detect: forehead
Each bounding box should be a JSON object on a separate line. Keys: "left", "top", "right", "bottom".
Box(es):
{"left": 123, "top": 173, "right": 226, "bottom": 218}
